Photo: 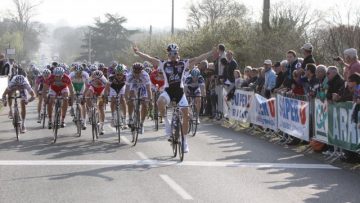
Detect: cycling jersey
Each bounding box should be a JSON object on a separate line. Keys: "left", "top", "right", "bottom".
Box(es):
{"left": 185, "top": 75, "right": 205, "bottom": 96}
{"left": 150, "top": 69, "right": 165, "bottom": 91}
{"left": 46, "top": 74, "right": 71, "bottom": 93}
{"left": 126, "top": 71, "right": 151, "bottom": 98}
{"left": 109, "top": 75, "right": 126, "bottom": 95}
{"left": 158, "top": 59, "right": 189, "bottom": 103}
{"left": 88, "top": 75, "right": 108, "bottom": 96}
{"left": 7, "top": 77, "right": 33, "bottom": 100}
{"left": 69, "top": 71, "right": 89, "bottom": 93}
{"left": 35, "top": 76, "right": 46, "bottom": 92}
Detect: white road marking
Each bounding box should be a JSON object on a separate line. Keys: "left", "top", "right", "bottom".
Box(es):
{"left": 0, "top": 160, "right": 340, "bottom": 169}
{"left": 136, "top": 152, "right": 149, "bottom": 160}
{"left": 107, "top": 124, "right": 131, "bottom": 145}
{"left": 160, "top": 174, "right": 193, "bottom": 200}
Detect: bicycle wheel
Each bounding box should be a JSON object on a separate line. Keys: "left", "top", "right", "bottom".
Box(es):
{"left": 190, "top": 105, "right": 198, "bottom": 137}
{"left": 171, "top": 117, "right": 178, "bottom": 157}
{"left": 91, "top": 107, "right": 97, "bottom": 141}
{"left": 154, "top": 94, "right": 159, "bottom": 131}
{"left": 53, "top": 104, "right": 60, "bottom": 143}
{"left": 132, "top": 101, "right": 140, "bottom": 146}
{"left": 13, "top": 110, "right": 19, "bottom": 141}
{"left": 76, "top": 104, "right": 82, "bottom": 137}
{"left": 178, "top": 118, "right": 184, "bottom": 162}
{"left": 116, "top": 107, "right": 121, "bottom": 143}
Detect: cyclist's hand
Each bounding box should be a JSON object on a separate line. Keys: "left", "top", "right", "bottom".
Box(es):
{"left": 133, "top": 45, "right": 139, "bottom": 53}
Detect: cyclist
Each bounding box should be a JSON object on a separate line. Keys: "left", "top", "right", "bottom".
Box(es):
{"left": 49, "top": 61, "right": 58, "bottom": 73}
{"left": 43, "top": 67, "right": 74, "bottom": 129}
{"left": 84, "top": 70, "right": 108, "bottom": 135}
{"left": 34, "top": 69, "right": 52, "bottom": 123}
{"left": 149, "top": 68, "right": 165, "bottom": 122}
{"left": 69, "top": 64, "right": 89, "bottom": 130}
{"left": 2, "top": 75, "right": 36, "bottom": 133}
{"left": 7, "top": 63, "right": 27, "bottom": 119}
{"left": 125, "top": 62, "right": 152, "bottom": 134}
{"left": 133, "top": 43, "right": 214, "bottom": 153}
{"left": 184, "top": 68, "right": 206, "bottom": 124}
{"left": 104, "top": 64, "right": 127, "bottom": 128}
{"left": 108, "top": 61, "right": 118, "bottom": 78}
{"left": 98, "top": 63, "right": 108, "bottom": 79}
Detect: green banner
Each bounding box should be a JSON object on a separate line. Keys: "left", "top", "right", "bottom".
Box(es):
{"left": 328, "top": 102, "right": 360, "bottom": 151}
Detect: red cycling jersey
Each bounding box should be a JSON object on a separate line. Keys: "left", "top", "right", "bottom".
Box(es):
{"left": 150, "top": 69, "right": 165, "bottom": 89}
{"left": 45, "top": 74, "right": 71, "bottom": 92}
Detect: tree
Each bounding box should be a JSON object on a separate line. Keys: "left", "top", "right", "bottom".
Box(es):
{"left": 187, "top": 0, "right": 248, "bottom": 30}
{"left": 78, "top": 13, "right": 138, "bottom": 64}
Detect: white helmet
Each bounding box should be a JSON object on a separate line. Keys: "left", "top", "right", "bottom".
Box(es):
{"left": 14, "top": 75, "right": 25, "bottom": 85}
{"left": 92, "top": 70, "right": 103, "bottom": 78}
{"left": 167, "top": 43, "right": 179, "bottom": 52}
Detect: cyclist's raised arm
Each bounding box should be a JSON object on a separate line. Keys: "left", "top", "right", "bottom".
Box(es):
{"left": 133, "top": 46, "right": 160, "bottom": 67}
{"left": 188, "top": 47, "right": 216, "bottom": 69}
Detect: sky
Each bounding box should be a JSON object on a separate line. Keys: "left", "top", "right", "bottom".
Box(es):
{"left": 2, "top": 0, "right": 360, "bottom": 30}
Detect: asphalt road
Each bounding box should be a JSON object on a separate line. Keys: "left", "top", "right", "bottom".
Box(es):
{"left": 0, "top": 102, "right": 359, "bottom": 203}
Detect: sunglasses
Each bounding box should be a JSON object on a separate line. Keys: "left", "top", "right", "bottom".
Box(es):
{"left": 168, "top": 51, "right": 178, "bottom": 56}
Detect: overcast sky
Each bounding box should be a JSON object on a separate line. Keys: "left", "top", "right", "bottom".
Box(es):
{"left": 1, "top": 0, "right": 360, "bottom": 30}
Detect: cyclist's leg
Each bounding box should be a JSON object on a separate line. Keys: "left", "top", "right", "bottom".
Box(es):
{"left": 127, "top": 90, "right": 136, "bottom": 122}
{"left": 85, "top": 87, "right": 95, "bottom": 108}
{"left": 8, "top": 92, "right": 13, "bottom": 117}
{"left": 157, "top": 91, "right": 170, "bottom": 136}
{"left": 195, "top": 89, "right": 202, "bottom": 115}
{"left": 179, "top": 94, "right": 190, "bottom": 136}
{"left": 61, "top": 88, "right": 69, "bottom": 124}
{"left": 109, "top": 87, "right": 116, "bottom": 120}
{"left": 37, "top": 93, "right": 43, "bottom": 120}
{"left": 47, "top": 89, "right": 56, "bottom": 122}
{"left": 140, "top": 87, "right": 148, "bottom": 123}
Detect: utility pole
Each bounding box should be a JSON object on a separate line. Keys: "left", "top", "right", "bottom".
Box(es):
{"left": 262, "top": 0, "right": 270, "bottom": 33}
{"left": 171, "top": 0, "right": 174, "bottom": 35}
{"left": 88, "top": 31, "right": 91, "bottom": 64}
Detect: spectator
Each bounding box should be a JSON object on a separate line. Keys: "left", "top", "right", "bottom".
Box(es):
{"left": 338, "top": 48, "right": 360, "bottom": 81}
{"left": 303, "top": 63, "right": 319, "bottom": 98}
{"left": 0, "top": 53, "right": 5, "bottom": 75}
{"left": 226, "top": 70, "right": 243, "bottom": 101}
{"left": 290, "top": 70, "right": 305, "bottom": 95}
{"left": 284, "top": 50, "right": 301, "bottom": 89}
{"left": 274, "top": 61, "right": 285, "bottom": 90}
{"left": 253, "top": 68, "right": 265, "bottom": 94}
{"left": 315, "top": 65, "right": 328, "bottom": 100}
{"left": 241, "top": 66, "right": 253, "bottom": 88}
{"left": 223, "top": 50, "right": 237, "bottom": 86}
{"left": 263, "top": 59, "right": 276, "bottom": 99}
{"left": 214, "top": 44, "right": 226, "bottom": 82}
{"left": 9, "top": 63, "right": 27, "bottom": 81}
{"left": 248, "top": 68, "right": 259, "bottom": 90}
{"left": 301, "top": 43, "right": 316, "bottom": 69}
{"left": 326, "top": 66, "right": 345, "bottom": 101}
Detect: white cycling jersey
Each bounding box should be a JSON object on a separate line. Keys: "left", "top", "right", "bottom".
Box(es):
{"left": 7, "top": 77, "right": 32, "bottom": 92}
{"left": 126, "top": 70, "right": 151, "bottom": 90}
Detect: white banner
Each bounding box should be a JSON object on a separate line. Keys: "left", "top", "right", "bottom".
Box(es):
{"left": 250, "top": 94, "right": 277, "bottom": 131}
{"left": 277, "top": 94, "right": 310, "bottom": 141}
{"left": 229, "top": 89, "right": 254, "bottom": 123}
{"left": 314, "top": 99, "right": 328, "bottom": 143}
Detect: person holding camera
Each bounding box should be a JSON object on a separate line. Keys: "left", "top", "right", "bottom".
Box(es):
{"left": 335, "top": 48, "right": 360, "bottom": 82}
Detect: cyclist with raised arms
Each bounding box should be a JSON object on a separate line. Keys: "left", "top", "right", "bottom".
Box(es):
{"left": 104, "top": 64, "right": 127, "bottom": 128}
{"left": 184, "top": 68, "right": 206, "bottom": 124}
{"left": 43, "top": 67, "right": 74, "bottom": 129}
{"left": 2, "top": 75, "right": 36, "bottom": 133}
{"left": 125, "top": 62, "right": 152, "bottom": 134}
{"left": 133, "top": 43, "right": 214, "bottom": 153}
{"left": 34, "top": 69, "right": 51, "bottom": 123}
{"left": 83, "top": 70, "right": 108, "bottom": 135}
{"left": 69, "top": 64, "right": 90, "bottom": 130}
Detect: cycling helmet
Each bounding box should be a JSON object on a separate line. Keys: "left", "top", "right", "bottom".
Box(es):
{"left": 115, "top": 64, "right": 126, "bottom": 74}
{"left": 90, "top": 65, "right": 98, "bottom": 71}
{"left": 92, "top": 70, "right": 103, "bottom": 78}
{"left": 53, "top": 67, "right": 65, "bottom": 76}
{"left": 52, "top": 61, "right": 58, "bottom": 67}
{"left": 144, "top": 67, "right": 152, "bottom": 74}
{"left": 46, "top": 64, "right": 51, "bottom": 69}
{"left": 75, "top": 65, "right": 83, "bottom": 72}
{"left": 14, "top": 75, "right": 25, "bottom": 85}
{"left": 167, "top": 43, "right": 179, "bottom": 52}
{"left": 98, "top": 63, "right": 105, "bottom": 69}
{"left": 190, "top": 68, "right": 201, "bottom": 78}
{"left": 111, "top": 61, "right": 118, "bottom": 67}
{"left": 42, "top": 69, "right": 51, "bottom": 77}
{"left": 132, "top": 62, "right": 144, "bottom": 72}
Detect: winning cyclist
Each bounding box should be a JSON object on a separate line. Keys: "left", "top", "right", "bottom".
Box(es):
{"left": 125, "top": 62, "right": 152, "bottom": 134}
{"left": 43, "top": 67, "right": 74, "bottom": 129}
{"left": 2, "top": 75, "right": 36, "bottom": 133}
{"left": 84, "top": 70, "right": 108, "bottom": 135}
{"left": 69, "top": 64, "right": 90, "bottom": 130}
{"left": 133, "top": 43, "right": 214, "bottom": 152}
{"left": 184, "top": 68, "right": 206, "bottom": 124}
